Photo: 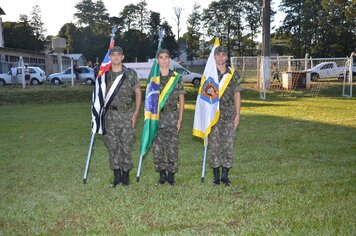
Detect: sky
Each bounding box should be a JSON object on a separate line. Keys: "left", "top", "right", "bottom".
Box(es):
{"left": 1, "top": 0, "right": 284, "bottom": 40}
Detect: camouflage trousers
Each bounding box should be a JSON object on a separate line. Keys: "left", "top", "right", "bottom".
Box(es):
{"left": 208, "top": 111, "right": 237, "bottom": 169}
{"left": 103, "top": 110, "right": 135, "bottom": 171}
{"left": 153, "top": 111, "right": 179, "bottom": 173}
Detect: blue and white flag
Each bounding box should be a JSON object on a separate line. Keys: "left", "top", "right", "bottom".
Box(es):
{"left": 192, "top": 38, "right": 220, "bottom": 141}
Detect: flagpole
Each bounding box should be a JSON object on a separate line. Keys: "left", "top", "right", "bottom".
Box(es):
{"left": 136, "top": 155, "right": 143, "bottom": 182}
{"left": 83, "top": 133, "right": 95, "bottom": 184}
{"left": 136, "top": 29, "right": 165, "bottom": 183}
{"left": 194, "top": 35, "right": 220, "bottom": 183}
{"left": 83, "top": 25, "right": 117, "bottom": 184}
{"left": 201, "top": 137, "right": 208, "bottom": 182}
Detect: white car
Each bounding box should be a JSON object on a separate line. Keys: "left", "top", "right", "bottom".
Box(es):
{"left": 173, "top": 66, "right": 202, "bottom": 87}
{"left": 304, "top": 62, "right": 354, "bottom": 81}
{"left": 47, "top": 66, "right": 95, "bottom": 85}
{"left": 0, "top": 66, "right": 46, "bottom": 86}
{"left": 124, "top": 60, "right": 202, "bottom": 86}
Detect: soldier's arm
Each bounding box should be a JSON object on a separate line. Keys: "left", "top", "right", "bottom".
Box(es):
{"left": 131, "top": 68, "right": 141, "bottom": 128}
{"left": 131, "top": 85, "right": 142, "bottom": 128}
{"left": 233, "top": 91, "right": 241, "bottom": 129}
{"left": 177, "top": 93, "right": 185, "bottom": 131}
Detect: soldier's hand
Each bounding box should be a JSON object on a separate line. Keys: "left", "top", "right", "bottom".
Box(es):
{"left": 177, "top": 118, "right": 182, "bottom": 131}
{"left": 131, "top": 111, "right": 139, "bottom": 128}
{"left": 233, "top": 115, "right": 240, "bottom": 129}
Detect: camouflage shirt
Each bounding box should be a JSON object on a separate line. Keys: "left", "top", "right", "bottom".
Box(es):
{"left": 106, "top": 65, "right": 141, "bottom": 108}
{"left": 160, "top": 70, "right": 186, "bottom": 111}
{"left": 218, "top": 67, "right": 241, "bottom": 119}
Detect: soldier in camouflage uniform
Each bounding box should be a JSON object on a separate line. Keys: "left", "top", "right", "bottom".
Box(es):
{"left": 153, "top": 49, "right": 185, "bottom": 185}
{"left": 103, "top": 46, "right": 142, "bottom": 187}
{"left": 209, "top": 46, "right": 241, "bottom": 186}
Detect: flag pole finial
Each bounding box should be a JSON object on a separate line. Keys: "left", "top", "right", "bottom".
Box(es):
{"left": 158, "top": 29, "right": 165, "bottom": 43}
{"left": 111, "top": 25, "right": 118, "bottom": 37}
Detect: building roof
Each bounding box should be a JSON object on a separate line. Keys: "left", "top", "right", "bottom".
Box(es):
{"left": 65, "top": 54, "right": 84, "bottom": 60}
{"left": 0, "top": 47, "right": 46, "bottom": 57}
{"left": 0, "top": 7, "right": 6, "bottom": 15}
{"left": 48, "top": 53, "right": 86, "bottom": 61}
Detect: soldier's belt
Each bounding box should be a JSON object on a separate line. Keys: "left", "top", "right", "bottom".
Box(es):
{"left": 108, "top": 104, "right": 132, "bottom": 110}
{"left": 161, "top": 106, "right": 178, "bottom": 112}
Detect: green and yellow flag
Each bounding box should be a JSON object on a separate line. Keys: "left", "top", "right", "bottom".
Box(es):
{"left": 139, "top": 35, "right": 180, "bottom": 157}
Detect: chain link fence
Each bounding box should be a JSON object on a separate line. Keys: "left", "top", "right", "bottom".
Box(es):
{"left": 231, "top": 55, "right": 354, "bottom": 98}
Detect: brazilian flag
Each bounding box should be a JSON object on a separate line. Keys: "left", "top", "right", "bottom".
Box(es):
{"left": 139, "top": 48, "right": 180, "bottom": 157}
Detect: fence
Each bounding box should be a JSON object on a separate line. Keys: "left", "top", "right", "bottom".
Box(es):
{"left": 231, "top": 54, "right": 354, "bottom": 98}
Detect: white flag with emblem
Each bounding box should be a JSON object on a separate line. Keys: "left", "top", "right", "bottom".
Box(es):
{"left": 193, "top": 38, "right": 220, "bottom": 141}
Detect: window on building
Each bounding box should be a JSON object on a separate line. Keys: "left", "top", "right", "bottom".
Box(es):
{"left": 9, "top": 56, "right": 19, "bottom": 62}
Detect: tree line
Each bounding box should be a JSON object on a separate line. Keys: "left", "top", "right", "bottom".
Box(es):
{"left": 3, "top": 0, "right": 356, "bottom": 63}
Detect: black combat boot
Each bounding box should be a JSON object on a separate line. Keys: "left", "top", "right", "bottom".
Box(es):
{"left": 157, "top": 170, "right": 167, "bottom": 185}
{"left": 122, "top": 170, "right": 130, "bottom": 186}
{"left": 167, "top": 171, "right": 176, "bottom": 186}
{"left": 213, "top": 167, "right": 220, "bottom": 185}
{"left": 221, "top": 167, "right": 231, "bottom": 186}
{"left": 110, "top": 169, "right": 121, "bottom": 188}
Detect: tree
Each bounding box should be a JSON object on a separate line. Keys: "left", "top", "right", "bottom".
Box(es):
{"left": 315, "top": 0, "right": 356, "bottom": 57}
{"left": 185, "top": 2, "right": 202, "bottom": 60}
{"left": 270, "top": 31, "right": 291, "bottom": 56}
{"left": 203, "top": 0, "right": 246, "bottom": 56}
{"left": 147, "top": 11, "right": 162, "bottom": 57}
{"left": 73, "top": 27, "right": 109, "bottom": 62}
{"left": 3, "top": 16, "right": 37, "bottom": 51}
{"left": 279, "top": 0, "right": 317, "bottom": 57}
{"left": 75, "top": 0, "right": 97, "bottom": 26}
{"left": 120, "top": 4, "right": 140, "bottom": 31}
{"left": 244, "top": 0, "right": 262, "bottom": 55}
{"left": 58, "top": 23, "right": 78, "bottom": 53}
{"left": 136, "top": 1, "right": 150, "bottom": 61}
{"left": 29, "top": 4, "right": 46, "bottom": 52}
{"left": 278, "top": 0, "right": 355, "bottom": 57}
{"left": 120, "top": 29, "right": 146, "bottom": 62}
{"left": 92, "top": 0, "right": 111, "bottom": 35}
{"left": 74, "top": 0, "right": 110, "bottom": 30}
{"left": 161, "top": 21, "right": 178, "bottom": 58}
{"left": 3, "top": 6, "right": 47, "bottom": 52}
{"left": 136, "top": 0, "right": 150, "bottom": 34}
{"left": 109, "top": 16, "right": 125, "bottom": 34}
{"left": 173, "top": 6, "right": 184, "bottom": 40}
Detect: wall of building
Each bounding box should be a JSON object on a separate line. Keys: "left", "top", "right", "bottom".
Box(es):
{"left": 0, "top": 48, "right": 46, "bottom": 74}
{"left": 0, "top": 47, "right": 86, "bottom": 76}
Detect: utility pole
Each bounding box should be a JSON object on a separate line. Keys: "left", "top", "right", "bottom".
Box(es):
{"left": 260, "top": 0, "right": 271, "bottom": 99}
{"left": 262, "top": 0, "right": 270, "bottom": 57}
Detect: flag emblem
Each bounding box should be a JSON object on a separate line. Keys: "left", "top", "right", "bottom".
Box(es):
{"left": 200, "top": 77, "right": 219, "bottom": 104}
{"left": 144, "top": 79, "right": 160, "bottom": 119}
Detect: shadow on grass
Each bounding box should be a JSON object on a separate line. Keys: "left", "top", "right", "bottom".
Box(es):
{"left": 0, "top": 94, "right": 355, "bottom": 234}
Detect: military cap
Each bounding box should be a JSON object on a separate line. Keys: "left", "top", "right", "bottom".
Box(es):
{"left": 157, "top": 48, "right": 170, "bottom": 57}
{"left": 109, "top": 46, "right": 123, "bottom": 54}
{"left": 214, "top": 46, "right": 228, "bottom": 55}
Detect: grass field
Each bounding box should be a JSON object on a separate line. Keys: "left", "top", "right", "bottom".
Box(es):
{"left": 0, "top": 84, "right": 355, "bottom": 235}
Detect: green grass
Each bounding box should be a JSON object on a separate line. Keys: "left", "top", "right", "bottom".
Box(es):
{"left": 0, "top": 85, "right": 355, "bottom": 235}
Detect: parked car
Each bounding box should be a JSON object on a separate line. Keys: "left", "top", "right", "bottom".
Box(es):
{"left": 47, "top": 66, "right": 95, "bottom": 85}
{"left": 173, "top": 66, "right": 202, "bottom": 87}
{"left": 124, "top": 60, "right": 202, "bottom": 86}
{"left": 0, "top": 66, "right": 46, "bottom": 86}
{"left": 304, "top": 62, "right": 355, "bottom": 81}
